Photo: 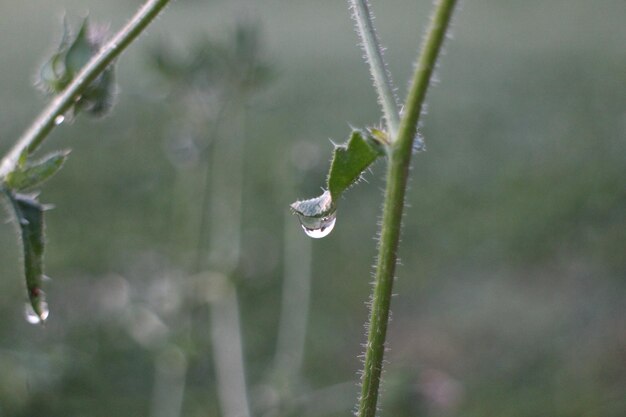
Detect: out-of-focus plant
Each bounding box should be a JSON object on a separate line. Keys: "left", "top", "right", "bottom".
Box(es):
{"left": 290, "top": 0, "right": 458, "bottom": 415}
{"left": 0, "top": 0, "right": 172, "bottom": 323}
{"left": 150, "top": 21, "right": 272, "bottom": 417}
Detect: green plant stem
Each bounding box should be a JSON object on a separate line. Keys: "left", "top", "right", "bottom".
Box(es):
{"left": 350, "top": 0, "right": 400, "bottom": 138}
{"left": 357, "top": 1, "right": 457, "bottom": 416}
{"left": 0, "top": 0, "right": 172, "bottom": 180}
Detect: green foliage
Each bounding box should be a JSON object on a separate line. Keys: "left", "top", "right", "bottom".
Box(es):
{"left": 1, "top": 149, "right": 67, "bottom": 323}
{"left": 1, "top": 1, "right": 625, "bottom": 416}
{"left": 1, "top": 0, "right": 172, "bottom": 324}
{"left": 5, "top": 150, "right": 70, "bottom": 191}
{"left": 291, "top": 129, "right": 384, "bottom": 222}
{"left": 328, "top": 129, "right": 385, "bottom": 200}
{"left": 39, "top": 18, "right": 117, "bottom": 117}
{"left": 4, "top": 192, "right": 50, "bottom": 323}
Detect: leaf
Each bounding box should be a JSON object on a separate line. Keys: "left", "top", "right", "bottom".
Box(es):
{"left": 39, "top": 52, "right": 71, "bottom": 93}
{"left": 37, "top": 17, "right": 117, "bottom": 117}
{"left": 290, "top": 129, "right": 386, "bottom": 236}
{"left": 6, "top": 192, "right": 50, "bottom": 323}
{"left": 327, "top": 130, "right": 385, "bottom": 201}
{"left": 5, "top": 150, "right": 70, "bottom": 191}
{"left": 65, "top": 18, "right": 94, "bottom": 75}
{"left": 79, "top": 64, "right": 117, "bottom": 117}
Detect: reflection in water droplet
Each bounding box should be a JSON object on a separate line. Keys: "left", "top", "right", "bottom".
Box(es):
{"left": 54, "top": 115, "right": 65, "bottom": 126}
{"left": 298, "top": 212, "right": 337, "bottom": 239}
{"left": 24, "top": 302, "right": 49, "bottom": 324}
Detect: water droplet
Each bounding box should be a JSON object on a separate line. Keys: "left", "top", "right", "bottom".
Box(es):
{"left": 24, "top": 302, "right": 49, "bottom": 325}
{"left": 19, "top": 217, "right": 30, "bottom": 226}
{"left": 298, "top": 211, "right": 337, "bottom": 239}
{"left": 54, "top": 115, "right": 65, "bottom": 125}
{"left": 291, "top": 190, "right": 337, "bottom": 239}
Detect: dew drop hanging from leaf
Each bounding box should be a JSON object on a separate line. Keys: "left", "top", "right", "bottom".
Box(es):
{"left": 290, "top": 129, "right": 386, "bottom": 239}
{"left": 291, "top": 190, "right": 337, "bottom": 239}
{"left": 300, "top": 212, "right": 336, "bottom": 238}
{"left": 25, "top": 300, "right": 49, "bottom": 325}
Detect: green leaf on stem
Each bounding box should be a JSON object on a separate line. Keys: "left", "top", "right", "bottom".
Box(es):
{"left": 65, "top": 19, "right": 94, "bottom": 75}
{"left": 290, "top": 129, "right": 385, "bottom": 237}
{"left": 6, "top": 150, "right": 70, "bottom": 191}
{"left": 38, "top": 17, "right": 117, "bottom": 117}
{"left": 6, "top": 192, "right": 51, "bottom": 323}
{"left": 328, "top": 129, "right": 385, "bottom": 201}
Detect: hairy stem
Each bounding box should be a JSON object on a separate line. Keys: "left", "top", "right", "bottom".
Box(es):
{"left": 358, "top": 1, "right": 457, "bottom": 416}
{"left": 349, "top": 0, "right": 400, "bottom": 138}
{"left": 0, "top": 0, "right": 172, "bottom": 180}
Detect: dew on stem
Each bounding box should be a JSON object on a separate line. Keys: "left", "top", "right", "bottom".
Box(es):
{"left": 54, "top": 115, "right": 65, "bottom": 125}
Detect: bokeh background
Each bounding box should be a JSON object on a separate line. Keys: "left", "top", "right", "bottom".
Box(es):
{"left": 1, "top": 1, "right": 625, "bottom": 416}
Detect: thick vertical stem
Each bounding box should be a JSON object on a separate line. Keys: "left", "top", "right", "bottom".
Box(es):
{"left": 357, "top": 1, "right": 458, "bottom": 416}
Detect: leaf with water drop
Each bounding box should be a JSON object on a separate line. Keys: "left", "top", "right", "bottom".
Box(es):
{"left": 5, "top": 192, "right": 50, "bottom": 323}
{"left": 290, "top": 190, "right": 337, "bottom": 238}
{"left": 290, "top": 129, "right": 385, "bottom": 238}
{"left": 5, "top": 150, "right": 70, "bottom": 191}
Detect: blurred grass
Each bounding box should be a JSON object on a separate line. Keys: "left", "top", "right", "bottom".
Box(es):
{"left": 1, "top": 0, "right": 625, "bottom": 416}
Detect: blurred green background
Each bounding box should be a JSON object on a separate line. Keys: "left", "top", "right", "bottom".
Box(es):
{"left": 1, "top": 0, "right": 625, "bottom": 416}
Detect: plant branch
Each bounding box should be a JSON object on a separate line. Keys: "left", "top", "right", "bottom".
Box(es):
{"left": 357, "top": 1, "right": 457, "bottom": 416}
{"left": 0, "top": 0, "right": 173, "bottom": 180}
{"left": 349, "top": 0, "right": 400, "bottom": 138}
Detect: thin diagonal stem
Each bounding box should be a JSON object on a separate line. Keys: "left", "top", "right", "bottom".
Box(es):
{"left": 358, "top": 1, "right": 458, "bottom": 416}
{"left": 350, "top": 0, "right": 400, "bottom": 138}
{"left": 0, "top": 0, "right": 173, "bottom": 180}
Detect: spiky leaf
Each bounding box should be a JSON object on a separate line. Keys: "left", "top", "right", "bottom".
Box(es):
{"left": 327, "top": 130, "right": 384, "bottom": 201}
{"left": 290, "top": 129, "right": 386, "bottom": 236}
{"left": 6, "top": 192, "right": 50, "bottom": 323}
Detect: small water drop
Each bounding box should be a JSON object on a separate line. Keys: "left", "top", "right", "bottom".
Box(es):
{"left": 54, "top": 115, "right": 65, "bottom": 126}
{"left": 19, "top": 218, "right": 30, "bottom": 226}
{"left": 24, "top": 302, "right": 49, "bottom": 325}
{"left": 298, "top": 212, "right": 337, "bottom": 239}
